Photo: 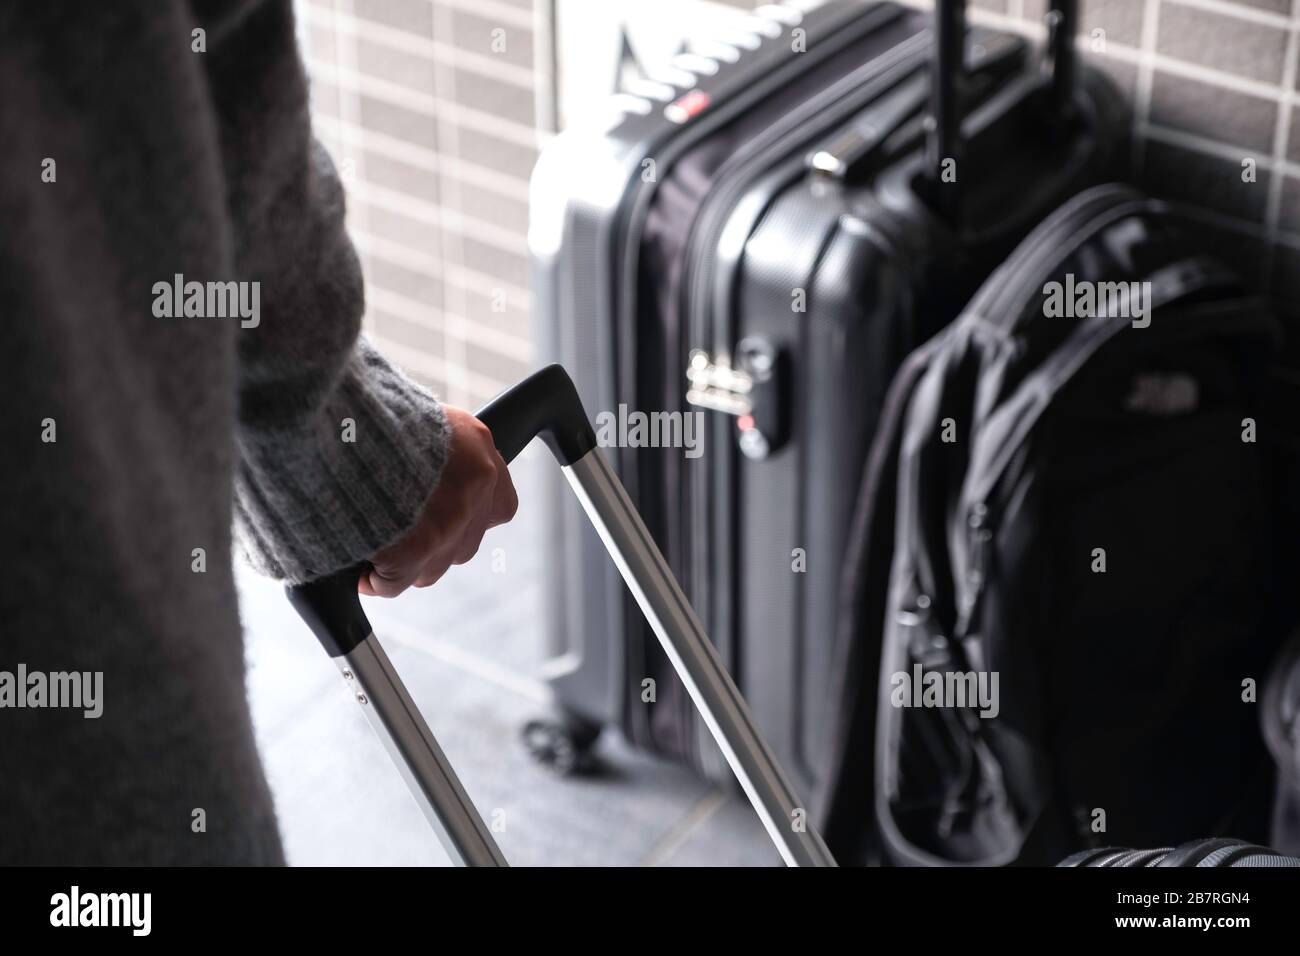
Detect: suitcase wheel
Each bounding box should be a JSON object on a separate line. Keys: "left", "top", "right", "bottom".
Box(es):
{"left": 521, "top": 712, "right": 601, "bottom": 776}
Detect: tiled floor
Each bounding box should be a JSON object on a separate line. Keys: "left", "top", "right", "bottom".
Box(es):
{"left": 238, "top": 446, "right": 778, "bottom": 866}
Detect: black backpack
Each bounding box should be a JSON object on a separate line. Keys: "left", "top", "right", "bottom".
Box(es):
{"left": 818, "top": 184, "right": 1290, "bottom": 865}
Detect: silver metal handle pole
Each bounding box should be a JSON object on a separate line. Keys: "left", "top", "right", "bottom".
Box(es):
{"left": 339, "top": 633, "right": 509, "bottom": 867}
{"left": 563, "top": 449, "right": 838, "bottom": 868}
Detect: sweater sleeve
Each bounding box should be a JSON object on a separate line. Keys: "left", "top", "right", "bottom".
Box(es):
{"left": 194, "top": 0, "right": 450, "bottom": 583}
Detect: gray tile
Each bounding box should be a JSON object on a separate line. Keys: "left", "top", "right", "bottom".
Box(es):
{"left": 363, "top": 255, "right": 444, "bottom": 303}
{"left": 655, "top": 793, "right": 781, "bottom": 867}
{"left": 451, "top": 177, "right": 530, "bottom": 237}
{"left": 1021, "top": 0, "right": 1049, "bottom": 20}
{"left": 449, "top": 8, "right": 535, "bottom": 69}
{"left": 451, "top": 68, "right": 538, "bottom": 126}
{"left": 1218, "top": 0, "right": 1293, "bottom": 14}
{"left": 1289, "top": 106, "right": 1300, "bottom": 164}
{"left": 1140, "top": 139, "right": 1271, "bottom": 222}
{"left": 1091, "top": 50, "right": 1140, "bottom": 101}
{"left": 381, "top": 637, "right": 726, "bottom": 866}
{"left": 459, "top": 283, "right": 534, "bottom": 339}
{"left": 309, "top": 78, "right": 342, "bottom": 120}
{"left": 360, "top": 150, "right": 442, "bottom": 204}
{"left": 371, "top": 309, "right": 443, "bottom": 358}
{"left": 448, "top": 125, "right": 538, "bottom": 181}
{"left": 353, "top": 0, "right": 433, "bottom": 37}
{"left": 361, "top": 202, "right": 443, "bottom": 253}
{"left": 1080, "top": 0, "right": 1146, "bottom": 49}
{"left": 307, "top": 22, "right": 339, "bottom": 65}
{"left": 355, "top": 36, "right": 438, "bottom": 93}
{"left": 364, "top": 149, "right": 444, "bottom": 204}
{"left": 1149, "top": 68, "right": 1278, "bottom": 153}
{"left": 458, "top": 233, "right": 531, "bottom": 286}
{"left": 1014, "top": 1, "right": 1141, "bottom": 49}
{"left": 357, "top": 94, "right": 440, "bottom": 151}
{"left": 1155, "top": 1, "right": 1289, "bottom": 85}
{"left": 465, "top": 341, "right": 532, "bottom": 386}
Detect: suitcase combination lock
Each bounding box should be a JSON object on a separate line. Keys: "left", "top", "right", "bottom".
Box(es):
{"left": 686, "top": 338, "right": 789, "bottom": 460}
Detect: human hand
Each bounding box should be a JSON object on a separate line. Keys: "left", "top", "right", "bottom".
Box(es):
{"left": 359, "top": 405, "right": 518, "bottom": 597}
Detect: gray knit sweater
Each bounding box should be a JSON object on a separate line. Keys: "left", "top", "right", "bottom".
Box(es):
{"left": 0, "top": 0, "right": 449, "bottom": 863}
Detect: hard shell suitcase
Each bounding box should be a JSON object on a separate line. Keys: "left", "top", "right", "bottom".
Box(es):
{"left": 529, "top": 0, "right": 1125, "bottom": 809}
{"left": 286, "top": 366, "right": 837, "bottom": 867}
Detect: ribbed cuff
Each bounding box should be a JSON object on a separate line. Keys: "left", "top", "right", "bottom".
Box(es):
{"left": 233, "top": 338, "right": 450, "bottom": 584}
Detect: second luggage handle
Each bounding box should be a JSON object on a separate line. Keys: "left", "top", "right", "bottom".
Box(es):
{"left": 288, "top": 365, "right": 837, "bottom": 868}
{"left": 925, "top": 0, "right": 1078, "bottom": 225}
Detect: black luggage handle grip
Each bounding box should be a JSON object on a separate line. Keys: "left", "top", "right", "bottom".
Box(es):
{"left": 287, "top": 365, "right": 598, "bottom": 656}
{"left": 474, "top": 363, "right": 598, "bottom": 467}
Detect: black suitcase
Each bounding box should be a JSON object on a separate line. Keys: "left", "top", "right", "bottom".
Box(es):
{"left": 527, "top": 0, "right": 1124, "bottom": 804}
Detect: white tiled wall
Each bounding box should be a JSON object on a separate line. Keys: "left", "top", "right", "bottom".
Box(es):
{"left": 298, "top": 0, "right": 546, "bottom": 410}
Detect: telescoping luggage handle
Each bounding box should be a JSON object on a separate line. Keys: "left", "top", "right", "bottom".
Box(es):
{"left": 287, "top": 365, "right": 837, "bottom": 868}
{"left": 925, "top": 0, "right": 1077, "bottom": 224}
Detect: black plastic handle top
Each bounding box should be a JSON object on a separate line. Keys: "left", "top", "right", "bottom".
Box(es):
{"left": 286, "top": 364, "right": 598, "bottom": 657}
{"left": 474, "top": 363, "right": 598, "bottom": 467}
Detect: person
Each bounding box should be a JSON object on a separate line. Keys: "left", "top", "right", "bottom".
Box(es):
{"left": 0, "top": 0, "right": 517, "bottom": 864}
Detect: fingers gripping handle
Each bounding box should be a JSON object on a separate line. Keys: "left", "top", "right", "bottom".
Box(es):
{"left": 286, "top": 365, "right": 597, "bottom": 656}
